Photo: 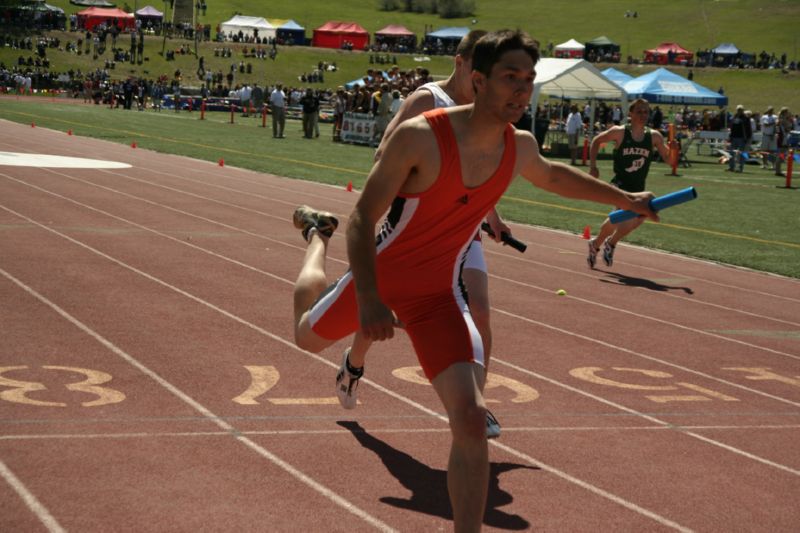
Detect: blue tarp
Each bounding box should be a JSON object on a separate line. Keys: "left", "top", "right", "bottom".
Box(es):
{"left": 601, "top": 67, "right": 633, "bottom": 88}
{"left": 711, "top": 43, "right": 739, "bottom": 55}
{"left": 344, "top": 71, "right": 388, "bottom": 90}
{"left": 426, "top": 26, "right": 469, "bottom": 40}
{"left": 623, "top": 68, "right": 728, "bottom": 106}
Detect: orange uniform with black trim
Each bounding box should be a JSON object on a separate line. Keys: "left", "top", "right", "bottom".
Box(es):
{"left": 308, "top": 108, "right": 517, "bottom": 379}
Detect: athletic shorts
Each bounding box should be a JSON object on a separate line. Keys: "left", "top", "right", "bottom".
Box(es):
{"left": 568, "top": 133, "right": 580, "bottom": 149}
{"left": 463, "top": 239, "right": 487, "bottom": 273}
{"left": 307, "top": 271, "right": 485, "bottom": 381}
{"left": 761, "top": 135, "right": 778, "bottom": 152}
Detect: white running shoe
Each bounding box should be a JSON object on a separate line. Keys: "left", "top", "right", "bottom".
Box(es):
{"left": 335, "top": 348, "right": 362, "bottom": 410}
{"left": 486, "top": 410, "right": 501, "bottom": 439}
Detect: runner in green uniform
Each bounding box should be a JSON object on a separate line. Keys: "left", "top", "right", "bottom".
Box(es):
{"left": 586, "top": 98, "right": 672, "bottom": 268}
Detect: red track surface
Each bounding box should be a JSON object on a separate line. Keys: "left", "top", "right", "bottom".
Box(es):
{"left": 1, "top": 119, "right": 799, "bottom": 532}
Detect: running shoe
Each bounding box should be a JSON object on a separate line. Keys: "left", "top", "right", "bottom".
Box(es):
{"left": 486, "top": 410, "right": 501, "bottom": 439}
{"left": 292, "top": 205, "right": 339, "bottom": 241}
{"left": 335, "top": 348, "right": 362, "bottom": 410}
{"left": 586, "top": 238, "right": 599, "bottom": 269}
{"left": 602, "top": 239, "right": 616, "bottom": 267}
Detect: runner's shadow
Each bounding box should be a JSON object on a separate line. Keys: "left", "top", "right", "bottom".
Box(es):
{"left": 599, "top": 271, "right": 694, "bottom": 294}
{"left": 337, "top": 420, "right": 536, "bottom": 530}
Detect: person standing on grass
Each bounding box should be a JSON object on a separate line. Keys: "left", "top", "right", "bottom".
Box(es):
{"left": 269, "top": 83, "right": 286, "bottom": 138}
{"left": 290, "top": 30, "right": 658, "bottom": 532}
{"left": 775, "top": 106, "right": 793, "bottom": 177}
{"left": 565, "top": 104, "right": 584, "bottom": 165}
{"left": 586, "top": 98, "right": 672, "bottom": 269}
{"left": 726, "top": 105, "right": 752, "bottom": 173}
{"left": 335, "top": 29, "right": 509, "bottom": 440}
{"left": 760, "top": 106, "right": 778, "bottom": 170}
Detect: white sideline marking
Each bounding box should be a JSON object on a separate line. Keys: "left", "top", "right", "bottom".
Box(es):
{"left": 9, "top": 171, "right": 796, "bottom": 414}
{"left": 0, "top": 266, "right": 396, "bottom": 533}
{"left": 0, "top": 205, "right": 695, "bottom": 532}
{"left": 2, "top": 424, "right": 799, "bottom": 442}
{"left": 0, "top": 151, "right": 131, "bottom": 169}
{"left": 0, "top": 460, "right": 65, "bottom": 533}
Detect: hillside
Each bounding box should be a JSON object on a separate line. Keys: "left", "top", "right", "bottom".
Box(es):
{"left": 3, "top": 0, "right": 799, "bottom": 110}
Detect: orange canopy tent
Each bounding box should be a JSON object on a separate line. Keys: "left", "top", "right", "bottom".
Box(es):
{"left": 644, "top": 42, "right": 694, "bottom": 65}
{"left": 77, "top": 7, "right": 135, "bottom": 32}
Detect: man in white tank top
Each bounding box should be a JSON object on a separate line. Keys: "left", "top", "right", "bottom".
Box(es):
{"left": 336, "top": 30, "right": 509, "bottom": 439}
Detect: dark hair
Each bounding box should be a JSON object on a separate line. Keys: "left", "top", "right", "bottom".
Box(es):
{"left": 471, "top": 30, "right": 540, "bottom": 77}
{"left": 455, "top": 29, "right": 488, "bottom": 60}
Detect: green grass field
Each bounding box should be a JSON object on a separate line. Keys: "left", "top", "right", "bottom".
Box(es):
{"left": 2, "top": 97, "right": 798, "bottom": 278}
{"left": 4, "top": 1, "right": 799, "bottom": 111}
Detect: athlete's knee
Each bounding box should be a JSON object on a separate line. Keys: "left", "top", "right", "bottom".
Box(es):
{"left": 450, "top": 402, "right": 487, "bottom": 442}
{"left": 293, "top": 319, "right": 328, "bottom": 353}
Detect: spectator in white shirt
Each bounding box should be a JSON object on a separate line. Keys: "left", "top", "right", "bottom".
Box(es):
{"left": 566, "top": 104, "right": 585, "bottom": 165}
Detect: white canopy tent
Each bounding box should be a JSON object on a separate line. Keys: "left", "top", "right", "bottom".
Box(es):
{"left": 554, "top": 38, "right": 585, "bottom": 58}
{"left": 531, "top": 58, "right": 629, "bottom": 134}
{"left": 219, "top": 15, "right": 276, "bottom": 40}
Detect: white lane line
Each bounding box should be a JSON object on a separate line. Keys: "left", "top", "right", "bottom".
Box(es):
{"left": 491, "top": 325, "right": 800, "bottom": 477}
{"left": 0, "top": 460, "right": 65, "bottom": 533}
{"left": 501, "top": 302, "right": 800, "bottom": 408}
{"left": 489, "top": 245, "right": 800, "bottom": 327}
{"left": 0, "top": 205, "right": 693, "bottom": 532}
{"left": 3, "top": 424, "right": 800, "bottom": 442}
{"left": 17, "top": 156, "right": 798, "bottom": 331}
{"left": 5, "top": 175, "right": 798, "bottom": 410}
{"left": 492, "top": 272, "right": 800, "bottom": 362}
{"left": 2, "top": 126, "right": 797, "bottom": 307}
{"left": 0, "top": 266, "right": 396, "bottom": 533}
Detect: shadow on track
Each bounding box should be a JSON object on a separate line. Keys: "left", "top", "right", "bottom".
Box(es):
{"left": 337, "top": 420, "right": 536, "bottom": 530}
{"left": 600, "top": 271, "right": 694, "bottom": 294}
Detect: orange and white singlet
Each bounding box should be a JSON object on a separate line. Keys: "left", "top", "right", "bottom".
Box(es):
{"left": 308, "top": 108, "right": 517, "bottom": 379}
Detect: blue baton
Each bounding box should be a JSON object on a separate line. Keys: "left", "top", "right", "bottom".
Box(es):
{"left": 609, "top": 187, "right": 698, "bottom": 224}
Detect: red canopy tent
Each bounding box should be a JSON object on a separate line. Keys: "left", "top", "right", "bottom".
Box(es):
{"left": 312, "top": 21, "right": 369, "bottom": 50}
{"left": 77, "top": 7, "right": 135, "bottom": 32}
{"left": 644, "top": 42, "right": 694, "bottom": 65}
{"left": 375, "top": 24, "right": 416, "bottom": 49}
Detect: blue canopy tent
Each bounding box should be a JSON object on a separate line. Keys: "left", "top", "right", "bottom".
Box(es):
{"left": 424, "top": 26, "right": 469, "bottom": 53}
{"left": 623, "top": 68, "right": 728, "bottom": 106}
{"left": 601, "top": 67, "right": 633, "bottom": 88}
{"left": 274, "top": 20, "right": 305, "bottom": 45}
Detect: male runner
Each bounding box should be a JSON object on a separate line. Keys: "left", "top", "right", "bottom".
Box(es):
{"left": 338, "top": 29, "right": 509, "bottom": 439}
{"left": 586, "top": 98, "right": 671, "bottom": 268}
{"left": 291, "top": 30, "right": 657, "bottom": 532}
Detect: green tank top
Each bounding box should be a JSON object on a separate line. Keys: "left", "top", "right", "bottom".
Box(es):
{"left": 612, "top": 125, "right": 653, "bottom": 192}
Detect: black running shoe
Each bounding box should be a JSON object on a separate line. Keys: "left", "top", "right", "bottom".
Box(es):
{"left": 293, "top": 205, "right": 339, "bottom": 241}
{"left": 587, "top": 239, "right": 599, "bottom": 269}
{"left": 603, "top": 239, "right": 616, "bottom": 267}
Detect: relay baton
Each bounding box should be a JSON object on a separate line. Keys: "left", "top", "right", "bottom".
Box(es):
{"left": 481, "top": 222, "right": 527, "bottom": 253}
{"left": 609, "top": 186, "right": 698, "bottom": 224}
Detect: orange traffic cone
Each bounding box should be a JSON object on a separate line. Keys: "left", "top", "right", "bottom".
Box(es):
{"left": 346, "top": 181, "right": 353, "bottom": 192}
{"left": 582, "top": 225, "right": 591, "bottom": 240}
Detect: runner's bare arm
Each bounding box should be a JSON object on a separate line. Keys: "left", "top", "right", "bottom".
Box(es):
{"left": 374, "top": 90, "right": 435, "bottom": 161}
{"left": 652, "top": 130, "right": 673, "bottom": 164}
{"left": 589, "top": 126, "right": 623, "bottom": 177}
{"left": 347, "top": 121, "right": 432, "bottom": 340}
{"left": 517, "top": 131, "right": 658, "bottom": 221}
